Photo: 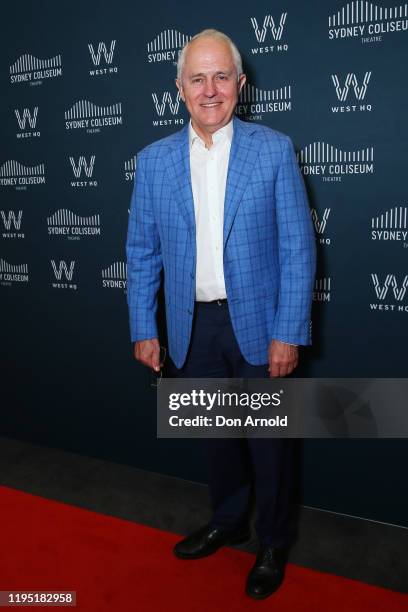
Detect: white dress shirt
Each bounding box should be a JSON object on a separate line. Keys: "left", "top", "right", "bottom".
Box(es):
{"left": 189, "top": 119, "right": 233, "bottom": 301}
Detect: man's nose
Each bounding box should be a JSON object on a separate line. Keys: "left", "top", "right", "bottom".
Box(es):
{"left": 203, "top": 78, "right": 217, "bottom": 97}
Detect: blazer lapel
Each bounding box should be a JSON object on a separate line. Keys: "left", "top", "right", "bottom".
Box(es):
{"left": 223, "top": 117, "right": 260, "bottom": 249}
{"left": 165, "top": 126, "right": 196, "bottom": 236}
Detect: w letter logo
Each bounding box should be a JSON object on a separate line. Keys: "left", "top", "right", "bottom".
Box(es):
{"left": 371, "top": 273, "right": 408, "bottom": 301}
{"left": 1, "top": 210, "right": 23, "bottom": 230}
{"left": 152, "top": 91, "right": 181, "bottom": 116}
{"left": 331, "top": 72, "right": 372, "bottom": 101}
{"left": 88, "top": 40, "right": 116, "bottom": 65}
{"left": 250, "top": 14, "right": 287, "bottom": 42}
{"left": 15, "top": 107, "right": 38, "bottom": 130}
{"left": 311, "top": 209, "right": 331, "bottom": 234}
{"left": 51, "top": 260, "right": 75, "bottom": 281}
{"left": 69, "top": 156, "right": 95, "bottom": 178}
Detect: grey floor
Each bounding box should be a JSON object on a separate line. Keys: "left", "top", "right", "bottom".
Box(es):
{"left": 0, "top": 435, "right": 407, "bottom": 593}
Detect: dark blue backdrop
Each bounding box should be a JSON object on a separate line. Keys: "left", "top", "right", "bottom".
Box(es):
{"left": 1, "top": 0, "right": 407, "bottom": 526}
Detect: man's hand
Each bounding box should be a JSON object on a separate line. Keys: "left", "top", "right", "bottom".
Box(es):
{"left": 268, "top": 339, "right": 298, "bottom": 378}
{"left": 134, "top": 338, "right": 161, "bottom": 371}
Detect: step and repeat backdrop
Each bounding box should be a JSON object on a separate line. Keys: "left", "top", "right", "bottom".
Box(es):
{"left": 1, "top": 0, "right": 407, "bottom": 526}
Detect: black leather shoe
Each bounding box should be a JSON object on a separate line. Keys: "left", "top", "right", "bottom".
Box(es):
{"left": 173, "top": 524, "right": 251, "bottom": 559}
{"left": 246, "top": 546, "right": 288, "bottom": 599}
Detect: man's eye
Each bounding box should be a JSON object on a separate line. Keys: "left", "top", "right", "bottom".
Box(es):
{"left": 192, "top": 78, "right": 203, "bottom": 84}
{"left": 217, "top": 74, "right": 227, "bottom": 80}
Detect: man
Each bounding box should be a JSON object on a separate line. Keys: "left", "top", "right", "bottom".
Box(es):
{"left": 126, "top": 29, "right": 316, "bottom": 600}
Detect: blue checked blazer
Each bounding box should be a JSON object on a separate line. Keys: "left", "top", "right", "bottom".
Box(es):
{"left": 126, "top": 116, "right": 316, "bottom": 368}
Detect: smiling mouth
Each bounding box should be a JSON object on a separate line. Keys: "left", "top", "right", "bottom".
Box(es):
{"left": 200, "top": 102, "right": 222, "bottom": 108}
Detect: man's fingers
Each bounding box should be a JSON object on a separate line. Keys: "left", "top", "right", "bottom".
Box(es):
{"left": 134, "top": 339, "right": 161, "bottom": 371}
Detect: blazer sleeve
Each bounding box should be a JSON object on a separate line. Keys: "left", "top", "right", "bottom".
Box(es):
{"left": 269, "top": 136, "right": 316, "bottom": 346}
{"left": 126, "top": 153, "right": 163, "bottom": 342}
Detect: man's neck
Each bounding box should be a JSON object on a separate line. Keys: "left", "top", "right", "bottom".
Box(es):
{"left": 191, "top": 119, "right": 233, "bottom": 150}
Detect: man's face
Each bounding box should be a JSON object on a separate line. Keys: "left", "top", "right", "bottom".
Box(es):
{"left": 176, "top": 37, "right": 246, "bottom": 139}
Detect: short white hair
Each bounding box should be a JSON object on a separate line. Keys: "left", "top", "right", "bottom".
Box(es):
{"left": 176, "top": 28, "right": 243, "bottom": 81}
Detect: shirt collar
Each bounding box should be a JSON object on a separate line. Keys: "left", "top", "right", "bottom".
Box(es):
{"left": 189, "top": 118, "right": 234, "bottom": 150}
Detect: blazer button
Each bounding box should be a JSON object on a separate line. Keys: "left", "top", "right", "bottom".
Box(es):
{"left": 188, "top": 308, "right": 193, "bottom": 315}
{"left": 190, "top": 272, "right": 194, "bottom": 279}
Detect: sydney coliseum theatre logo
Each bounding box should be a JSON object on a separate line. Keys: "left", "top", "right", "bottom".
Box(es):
{"left": 9, "top": 53, "right": 62, "bottom": 85}
{"left": 328, "top": 2, "right": 408, "bottom": 44}
{"left": 0, "top": 160, "right": 45, "bottom": 190}
{"left": 147, "top": 29, "right": 191, "bottom": 64}
{"left": 297, "top": 142, "right": 374, "bottom": 182}
{"left": 236, "top": 83, "right": 291, "bottom": 121}
{"left": 371, "top": 206, "right": 408, "bottom": 247}
{"left": 101, "top": 261, "right": 127, "bottom": 292}
{"left": 47, "top": 209, "right": 101, "bottom": 241}
{"left": 65, "top": 100, "right": 122, "bottom": 134}
{"left": 0, "top": 258, "right": 29, "bottom": 285}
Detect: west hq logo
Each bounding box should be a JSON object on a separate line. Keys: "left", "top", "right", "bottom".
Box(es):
{"left": 10, "top": 53, "right": 62, "bottom": 85}
{"left": 69, "top": 155, "right": 97, "bottom": 187}
{"left": 1, "top": 210, "right": 24, "bottom": 239}
{"left": 0, "top": 160, "right": 45, "bottom": 190}
{"left": 311, "top": 208, "right": 331, "bottom": 246}
{"left": 328, "top": 2, "right": 408, "bottom": 44}
{"left": 331, "top": 71, "right": 373, "bottom": 113}
{"left": 371, "top": 206, "right": 408, "bottom": 247}
{"left": 297, "top": 141, "right": 374, "bottom": 182}
{"left": 47, "top": 209, "right": 101, "bottom": 241}
{"left": 88, "top": 40, "right": 118, "bottom": 76}
{"left": 370, "top": 273, "right": 408, "bottom": 313}
{"left": 151, "top": 91, "right": 183, "bottom": 127}
{"left": 65, "top": 100, "right": 122, "bottom": 134}
{"left": 236, "top": 83, "right": 291, "bottom": 121}
{"left": 15, "top": 107, "right": 40, "bottom": 139}
{"left": 51, "top": 260, "right": 77, "bottom": 290}
{"left": 147, "top": 29, "right": 191, "bottom": 64}
{"left": 0, "top": 258, "right": 29, "bottom": 285}
{"left": 249, "top": 13, "right": 288, "bottom": 55}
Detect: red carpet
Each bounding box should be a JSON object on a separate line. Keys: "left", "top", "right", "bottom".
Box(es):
{"left": 0, "top": 485, "right": 406, "bottom": 611}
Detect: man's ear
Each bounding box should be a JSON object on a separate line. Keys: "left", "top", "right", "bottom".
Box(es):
{"left": 175, "top": 78, "right": 185, "bottom": 102}
{"left": 238, "top": 73, "right": 246, "bottom": 95}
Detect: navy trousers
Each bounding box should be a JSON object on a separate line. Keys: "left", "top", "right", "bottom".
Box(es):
{"left": 167, "top": 301, "right": 296, "bottom": 548}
